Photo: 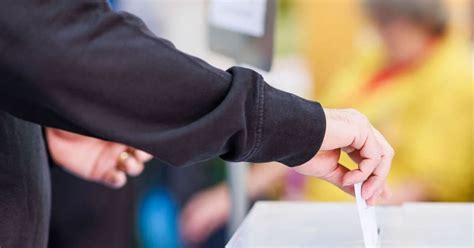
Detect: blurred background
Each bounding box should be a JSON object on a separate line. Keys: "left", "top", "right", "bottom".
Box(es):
{"left": 47, "top": 0, "right": 473, "bottom": 248}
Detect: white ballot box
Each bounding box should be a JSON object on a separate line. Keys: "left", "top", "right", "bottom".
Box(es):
{"left": 226, "top": 202, "right": 474, "bottom": 248}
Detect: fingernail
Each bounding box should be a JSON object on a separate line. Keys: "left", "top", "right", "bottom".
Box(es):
{"left": 344, "top": 178, "right": 361, "bottom": 187}
{"left": 129, "top": 169, "right": 140, "bottom": 177}
{"left": 343, "top": 177, "right": 354, "bottom": 186}
{"left": 113, "top": 180, "right": 125, "bottom": 189}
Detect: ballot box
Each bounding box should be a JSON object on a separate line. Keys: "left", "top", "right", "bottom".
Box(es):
{"left": 226, "top": 202, "right": 474, "bottom": 248}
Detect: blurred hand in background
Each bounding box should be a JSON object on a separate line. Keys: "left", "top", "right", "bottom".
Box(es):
{"left": 180, "top": 184, "right": 230, "bottom": 245}
{"left": 180, "top": 162, "right": 288, "bottom": 244}
{"left": 46, "top": 128, "right": 152, "bottom": 188}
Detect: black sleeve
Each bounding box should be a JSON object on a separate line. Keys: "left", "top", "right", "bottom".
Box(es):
{"left": 0, "top": 0, "right": 325, "bottom": 167}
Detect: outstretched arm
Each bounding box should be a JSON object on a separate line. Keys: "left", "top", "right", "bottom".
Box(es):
{"left": 0, "top": 0, "right": 325, "bottom": 167}
{"left": 0, "top": 1, "right": 393, "bottom": 202}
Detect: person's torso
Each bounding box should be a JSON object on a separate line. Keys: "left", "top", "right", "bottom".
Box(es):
{"left": 0, "top": 111, "right": 51, "bottom": 248}
{"left": 305, "top": 36, "right": 473, "bottom": 202}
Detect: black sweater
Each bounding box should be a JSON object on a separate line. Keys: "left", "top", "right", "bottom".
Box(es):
{"left": 0, "top": 0, "right": 326, "bottom": 167}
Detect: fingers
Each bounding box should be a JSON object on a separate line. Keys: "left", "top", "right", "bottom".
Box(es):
{"left": 342, "top": 124, "right": 382, "bottom": 187}
{"left": 89, "top": 144, "right": 128, "bottom": 181}
{"left": 102, "top": 169, "right": 127, "bottom": 188}
{"left": 381, "top": 183, "right": 392, "bottom": 199}
{"left": 342, "top": 158, "right": 377, "bottom": 186}
{"left": 366, "top": 186, "right": 383, "bottom": 206}
{"left": 293, "top": 149, "right": 354, "bottom": 196}
{"left": 304, "top": 108, "right": 394, "bottom": 204}
{"left": 365, "top": 127, "right": 394, "bottom": 201}
{"left": 338, "top": 110, "right": 393, "bottom": 202}
{"left": 134, "top": 150, "right": 153, "bottom": 162}
{"left": 372, "top": 127, "right": 394, "bottom": 179}
{"left": 117, "top": 150, "right": 145, "bottom": 177}
{"left": 366, "top": 183, "right": 391, "bottom": 205}
{"left": 321, "top": 162, "right": 356, "bottom": 196}
{"left": 360, "top": 174, "right": 383, "bottom": 200}
{"left": 95, "top": 146, "right": 150, "bottom": 188}
{"left": 180, "top": 186, "right": 230, "bottom": 244}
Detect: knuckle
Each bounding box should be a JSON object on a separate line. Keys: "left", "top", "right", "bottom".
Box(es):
{"left": 361, "top": 115, "right": 370, "bottom": 125}
{"left": 360, "top": 162, "right": 375, "bottom": 174}
{"left": 374, "top": 155, "right": 382, "bottom": 163}
{"left": 348, "top": 108, "right": 363, "bottom": 119}
{"left": 346, "top": 108, "right": 358, "bottom": 114}
{"left": 386, "top": 147, "right": 395, "bottom": 158}
{"left": 353, "top": 111, "right": 369, "bottom": 125}
{"left": 87, "top": 170, "right": 102, "bottom": 181}
{"left": 348, "top": 109, "right": 371, "bottom": 129}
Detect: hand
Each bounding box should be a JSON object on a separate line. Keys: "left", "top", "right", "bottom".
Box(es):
{"left": 180, "top": 184, "right": 230, "bottom": 244}
{"left": 293, "top": 108, "right": 394, "bottom": 205}
{"left": 46, "top": 128, "right": 152, "bottom": 188}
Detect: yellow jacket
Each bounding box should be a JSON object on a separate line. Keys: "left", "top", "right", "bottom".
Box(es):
{"left": 305, "top": 36, "right": 473, "bottom": 202}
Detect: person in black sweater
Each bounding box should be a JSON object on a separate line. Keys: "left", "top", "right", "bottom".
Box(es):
{"left": 0, "top": 1, "right": 394, "bottom": 247}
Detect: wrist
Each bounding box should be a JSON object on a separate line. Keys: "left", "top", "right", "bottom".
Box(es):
{"left": 256, "top": 84, "right": 326, "bottom": 166}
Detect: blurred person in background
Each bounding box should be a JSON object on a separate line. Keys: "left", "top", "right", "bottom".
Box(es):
{"left": 306, "top": 0, "right": 473, "bottom": 203}
{"left": 294, "top": 0, "right": 363, "bottom": 97}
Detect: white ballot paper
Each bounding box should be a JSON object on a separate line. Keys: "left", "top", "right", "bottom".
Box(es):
{"left": 355, "top": 183, "right": 380, "bottom": 248}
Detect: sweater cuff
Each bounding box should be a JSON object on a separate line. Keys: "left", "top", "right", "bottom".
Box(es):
{"left": 249, "top": 83, "right": 326, "bottom": 167}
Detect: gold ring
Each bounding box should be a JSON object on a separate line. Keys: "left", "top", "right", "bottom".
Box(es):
{"left": 118, "top": 151, "right": 130, "bottom": 162}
